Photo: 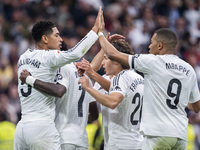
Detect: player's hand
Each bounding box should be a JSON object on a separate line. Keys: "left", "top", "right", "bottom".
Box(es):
{"left": 92, "top": 6, "right": 103, "bottom": 34}
{"left": 98, "top": 9, "right": 105, "bottom": 33}
{"left": 79, "top": 58, "right": 94, "bottom": 78}
{"left": 20, "top": 69, "right": 31, "bottom": 83}
{"left": 78, "top": 76, "right": 90, "bottom": 90}
{"left": 74, "top": 62, "right": 85, "bottom": 76}
{"left": 107, "top": 32, "right": 125, "bottom": 43}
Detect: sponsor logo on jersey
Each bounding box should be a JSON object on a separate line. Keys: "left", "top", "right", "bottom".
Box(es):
{"left": 113, "top": 85, "right": 122, "bottom": 91}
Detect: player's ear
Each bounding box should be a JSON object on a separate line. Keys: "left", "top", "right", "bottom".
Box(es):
{"left": 41, "top": 35, "right": 48, "bottom": 44}
{"left": 158, "top": 42, "right": 163, "bottom": 50}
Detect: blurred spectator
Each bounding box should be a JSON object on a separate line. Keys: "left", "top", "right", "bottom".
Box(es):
{"left": 0, "top": 93, "right": 18, "bottom": 124}
{"left": 0, "top": 58, "right": 14, "bottom": 93}
{"left": 8, "top": 84, "right": 21, "bottom": 122}
{"left": 0, "top": 111, "right": 16, "bottom": 150}
{"left": 186, "top": 54, "right": 200, "bottom": 88}
{"left": 187, "top": 111, "right": 199, "bottom": 150}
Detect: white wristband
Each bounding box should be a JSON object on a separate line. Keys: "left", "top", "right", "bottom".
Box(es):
{"left": 25, "top": 76, "right": 36, "bottom": 87}
{"left": 98, "top": 32, "right": 104, "bottom": 37}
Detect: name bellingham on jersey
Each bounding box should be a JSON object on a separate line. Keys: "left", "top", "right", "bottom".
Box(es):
{"left": 18, "top": 58, "right": 41, "bottom": 69}
{"left": 166, "top": 63, "right": 190, "bottom": 76}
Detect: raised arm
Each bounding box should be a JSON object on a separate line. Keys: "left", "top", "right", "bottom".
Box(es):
{"left": 98, "top": 13, "right": 130, "bottom": 67}
{"left": 90, "top": 32, "right": 126, "bottom": 72}
{"left": 20, "top": 69, "right": 66, "bottom": 98}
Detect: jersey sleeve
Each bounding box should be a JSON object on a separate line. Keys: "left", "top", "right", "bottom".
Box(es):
{"left": 128, "top": 54, "right": 156, "bottom": 74}
{"left": 47, "top": 30, "right": 98, "bottom": 68}
{"left": 56, "top": 66, "right": 70, "bottom": 90}
{"left": 189, "top": 73, "right": 200, "bottom": 103}
{"left": 109, "top": 72, "right": 127, "bottom": 97}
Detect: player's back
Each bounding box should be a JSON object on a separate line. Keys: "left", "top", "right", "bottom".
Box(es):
{"left": 135, "top": 54, "right": 200, "bottom": 141}
{"left": 108, "top": 69, "right": 144, "bottom": 149}
{"left": 55, "top": 63, "right": 94, "bottom": 148}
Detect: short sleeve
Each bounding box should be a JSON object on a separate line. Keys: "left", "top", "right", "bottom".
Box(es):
{"left": 56, "top": 66, "right": 70, "bottom": 89}
{"left": 109, "top": 72, "right": 127, "bottom": 97}
{"left": 129, "top": 54, "right": 156, "bottom": 74}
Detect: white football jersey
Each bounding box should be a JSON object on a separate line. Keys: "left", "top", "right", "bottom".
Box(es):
{"left": 108, "top": 69, "right": 144, "bottom": 149}
{"left": 93, "top": 75, "right": 111, "bottom": 149}
{"left": 17, "top": 30, "right": 98, "bottom": 123}
{"left": 55, "top": 63, "right": 95, "bottom": 148}
{"left": 128, "top": 54, "right": 200, "bottom": 141}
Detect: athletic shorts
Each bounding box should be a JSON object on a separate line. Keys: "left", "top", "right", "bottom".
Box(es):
{"left": 14, "top": 121, "right": 61, "bottom": 150}
{"left": 142, "top": 136, "right": 187, "bottom": 150}
{"left": 106, "top": 144, "right": 141, "bottom": 150}
{"left": 61, "top": 143, "right": 87, "bottom": 150}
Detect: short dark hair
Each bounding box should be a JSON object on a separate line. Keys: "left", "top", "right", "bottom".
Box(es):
{"left": 31, "top": 20, "right": 56, "bottom": 43}
{"left": 112, "top": 41, "right": 134, "bottom": 69}
{"left": 154, "top": 28, "right": 177, "bottom": 49}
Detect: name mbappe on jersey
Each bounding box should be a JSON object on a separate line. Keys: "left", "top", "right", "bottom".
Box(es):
{"left": 18, "top": 58, "right": 41, "bottom": 69}
{"left": 166, "top": 63, "right": 190, "bottom": 76}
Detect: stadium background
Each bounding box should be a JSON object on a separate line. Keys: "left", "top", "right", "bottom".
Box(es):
{"left": 0, "top": 0, "right": 200, "bottom": 149}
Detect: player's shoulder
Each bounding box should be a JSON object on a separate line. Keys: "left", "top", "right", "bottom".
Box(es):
{"left": 60, "top": 63, "right": 76, "bottom": 74}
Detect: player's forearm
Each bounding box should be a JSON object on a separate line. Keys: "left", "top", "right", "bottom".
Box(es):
{"left": 68, "top": 31, "right": 98, "bottom": 59}
{"left": 88, "top": 102, "right": 99, "bottom": 122}
{"left": 99, "top": 35, "right": 130, "bottom": 67}
{"left": 34, "top": 80, "right": 66, "bottom": 98}
{"left": 90, "top": 49, "right": 104, "bottom": 72}
{"left": 187, "top": 102, "right": 200, "bottom": 113}
{"left": 99, "top": 35, "right": 118, "bottom": 60}
{"left": 90, "top": 72, "right": 110, "bottom": 92}
{"left": 85, "top": 86, "right": 117, "bottom": 109}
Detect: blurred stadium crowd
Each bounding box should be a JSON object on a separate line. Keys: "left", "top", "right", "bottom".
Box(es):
{"left": 0, "top": 0, "right": 200, "bottom": 149}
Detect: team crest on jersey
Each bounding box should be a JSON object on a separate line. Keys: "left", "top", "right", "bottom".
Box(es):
{"left": 54, "top": 73, "right": 63, "bottom": 82}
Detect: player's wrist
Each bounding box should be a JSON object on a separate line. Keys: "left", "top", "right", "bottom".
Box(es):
{"left": 98, "top": 32, "right": 104, "bottom": 37}
{"left": 26, "top": 76, "right": 36, "bottom": 87}
{"left": 92, "top": 27, "right": 98, "bottom": 34}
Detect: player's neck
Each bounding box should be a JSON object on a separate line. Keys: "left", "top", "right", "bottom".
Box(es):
{"left": 36, "top": 43, "right": 48, "bottom": 50}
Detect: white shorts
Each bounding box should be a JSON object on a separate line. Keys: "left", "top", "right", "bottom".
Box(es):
{"left": 142, "top": 136, "right": 187, "bottom": 150}
{"left": 106, "top": 144, "right": 141, "bottom": 150}
{"left": 14, "top": 121, "right": 61, "bottom": 150}
{"left": 61, "top": 143, "right": 87, "bottom": 150}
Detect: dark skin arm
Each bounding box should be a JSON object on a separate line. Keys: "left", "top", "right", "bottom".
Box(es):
{"left": 20, "top": 69, "right": 66, "bottom": 98}
{"left": 187, "top": 101, "right": 200, "bottom": 113}
{"left": 88, "top": 101, "right": 99, "bottom": 122}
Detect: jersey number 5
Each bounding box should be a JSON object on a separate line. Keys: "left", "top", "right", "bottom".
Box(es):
{"left": 166, "top": 78, "right": 182, "bottom": 109}
{"left": 20, "top": 82, "right": 32, "bottom": 97}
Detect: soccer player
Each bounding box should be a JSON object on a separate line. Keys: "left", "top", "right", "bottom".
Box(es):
{"left": 98, "top": 27, "right": 200, "bottom": 149}
{"left": 20, "top": 62, "right": 99, "bottom": 150}
{"left": 79, "top": 40, "right": 144, "bottom": 150}
{"left": 80, "top": 58, "right": 113, "bottom": 150}
{"left": 14, "top": 6, "right": 103, "bottom": 150}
